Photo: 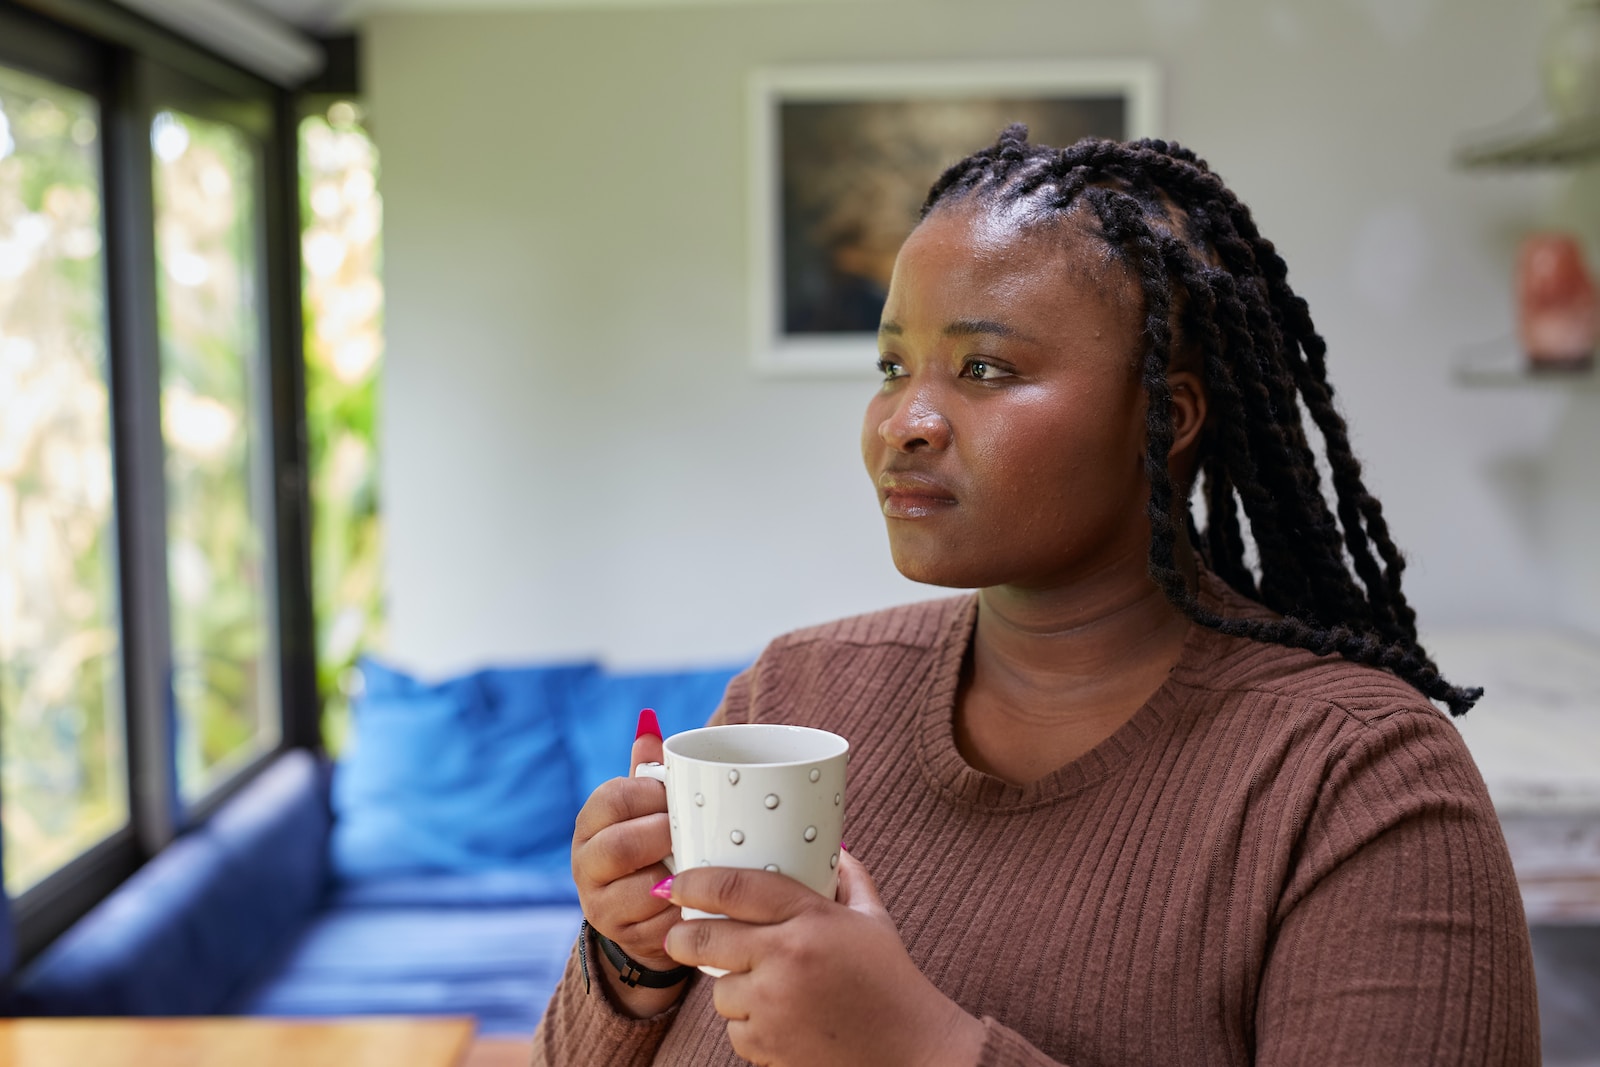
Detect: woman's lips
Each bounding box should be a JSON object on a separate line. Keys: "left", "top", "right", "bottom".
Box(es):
{"left": 878, "top": 475, "right": 957, "bottom": 518}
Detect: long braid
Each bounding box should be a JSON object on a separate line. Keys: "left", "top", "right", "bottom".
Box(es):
{"left": 1052, "top": 141, "right": 1365, "bottom": 626}
{"left": 1202, "top": 461, "right": 1258, "bottom": 598}
{"left": 1185, "top": 264, "right": 1320, "bottom": 614}
{"left": 1158, "top": 247, "right": 1264, "bottom": 600}
{"left": 1089, "top": 139, "right": 1421, "bottom": 642}
{"left": 1094, "top": 196, "right": 1472, "bottom": 710}
{"left": 920, "top": 126, "right": 1480, "bottom": 715}
{"left": 1081, "top": 187, "right": 1188, "bottom": 614}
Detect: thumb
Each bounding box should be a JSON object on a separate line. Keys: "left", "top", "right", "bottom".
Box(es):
{"left": 630, "top": 708, "right": 665, "bottom": 776}
{"left": 835, "top": 847, "right": 887, "bottom": 917}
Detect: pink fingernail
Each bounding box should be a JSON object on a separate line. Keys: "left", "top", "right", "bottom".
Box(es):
{"left": 636, "top": 709, "right": 662, "bottom": 741}
{"left": 840, "top": 842, "right": 849, "bottom": 852}
{"left": 650, "top": 875, "right": 674, "bottom": 900}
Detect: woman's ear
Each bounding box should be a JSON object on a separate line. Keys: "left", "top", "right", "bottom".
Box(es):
{"left": 1166, "top": 370, "right": 1208, "bottom": 475}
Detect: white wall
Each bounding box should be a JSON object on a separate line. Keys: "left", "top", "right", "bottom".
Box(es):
{"left": 365, "top": 0, "right": 1584, "bottom": 676}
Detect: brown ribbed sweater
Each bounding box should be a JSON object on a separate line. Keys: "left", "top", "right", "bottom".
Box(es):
{"left": 533, "top": 573, "right": 1540, "bottom": 1065}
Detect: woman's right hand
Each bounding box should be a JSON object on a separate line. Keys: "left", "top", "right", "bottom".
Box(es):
{"left": 571, "top": 710, "right": 686, "bottom": 1015}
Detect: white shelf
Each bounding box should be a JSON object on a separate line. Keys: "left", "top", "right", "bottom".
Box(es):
{"left": 1453, "top": 347, "right": 1598, "bottom": 388}
{"left": 1456, "top": 114, "right": 1600, "bottom": 168}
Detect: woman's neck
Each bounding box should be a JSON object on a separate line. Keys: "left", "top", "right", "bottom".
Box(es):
{"left": 954, "top": 542, "right": 1199, "bottom": 785}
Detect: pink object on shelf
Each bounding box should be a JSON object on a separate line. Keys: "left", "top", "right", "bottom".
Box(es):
{"left": 1518, "top": 232, "right": 1599, "bottom": 370}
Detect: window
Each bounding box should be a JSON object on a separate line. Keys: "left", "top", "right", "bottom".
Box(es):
{"left": 152, "top": 108, "right": 282, "bottom": 799}
{"left": 0, "top": 3, "right": 316, "bottom": 963}
{"left": 0, "top": 63, "right": 128, "bottom": 898}
{"left": 300, "top": 101, "right": 383, "bottom": 754}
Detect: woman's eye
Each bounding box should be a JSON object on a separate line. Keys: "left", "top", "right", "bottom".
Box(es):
{"left": 876, "top": 358, "right": 904, "bottom": 381}
{"left": 963, "top": 359, "right": 1011, "bottom": 381}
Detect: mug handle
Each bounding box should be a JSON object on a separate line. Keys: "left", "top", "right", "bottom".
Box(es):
{"left": 633, "top": 762, "right": 677, "bottom": 874}
{"left": 636, "top": 761, "right": 728, "bottom": 976}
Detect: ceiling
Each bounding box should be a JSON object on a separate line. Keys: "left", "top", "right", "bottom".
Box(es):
{"left": 243, "top": 0, "right": 847, "bottom": 33}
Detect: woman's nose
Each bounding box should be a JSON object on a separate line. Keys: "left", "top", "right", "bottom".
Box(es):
{"left": 878, "top": 385, "right": 951, "bottom": 453}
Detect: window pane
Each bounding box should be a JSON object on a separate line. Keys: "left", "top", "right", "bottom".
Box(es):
{"left": 301, "top": 102, "right": 384, "bottom": 755}
{"left": 0, "top": 64, "right": 128, "bottom": 895}
{"left": 151, "top": 109, "right": 279, "bottom": 801}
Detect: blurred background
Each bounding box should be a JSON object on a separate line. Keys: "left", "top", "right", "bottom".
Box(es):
{"left": 358, "top": 0, "right": 1594, "bottom": 672}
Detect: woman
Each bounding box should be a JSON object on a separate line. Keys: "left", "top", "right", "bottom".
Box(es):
{"left": 534, "top": 128, "right": 1540, "bottom": 1066}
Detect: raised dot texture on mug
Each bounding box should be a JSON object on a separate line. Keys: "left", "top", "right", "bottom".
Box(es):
{"left": 764, "top": 793, "right": 779, "bottom": 809}
{"left": 728, "top": 769, "right": 740, "bottom": 785}
{"left": 834, "top": 793, "right": 841, "bottom": 806}
{"left": 830, "top": 853, "right": 839, "bottom": 870}
{"left": 803, "top": 826, "right": 817, "bottom": 842}
{"left": 730, "top": 830, "right": 745, "bottom": 845}
{"left": 764, "top": 864, "right": 780, "bottom": 873}
{"left": 808, "top": 768, "right": 821, "bottom": 782}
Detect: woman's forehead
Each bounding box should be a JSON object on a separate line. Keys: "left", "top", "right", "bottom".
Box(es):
{"left": 898, "top": 200, "right": 1142, "bottom": 317}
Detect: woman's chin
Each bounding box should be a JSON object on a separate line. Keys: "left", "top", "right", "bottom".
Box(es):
{"left": 889, "top": 553, "right": 989, "bottom": 590}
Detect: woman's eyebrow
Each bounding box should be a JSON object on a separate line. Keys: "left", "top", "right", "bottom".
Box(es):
{"left": 877, "top": 319, "right": 1039, "bottom": 343}
{"left": 944, "top": 318, "right": 1036, "bottom": 343}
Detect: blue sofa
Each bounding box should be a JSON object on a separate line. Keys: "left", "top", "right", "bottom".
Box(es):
{"left": 13, "top": 658, "right": 742, "bottom": 1034}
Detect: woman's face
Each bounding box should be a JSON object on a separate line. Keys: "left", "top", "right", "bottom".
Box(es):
{"left": 861, "top": 200, "right": 1157, "bottom": 592}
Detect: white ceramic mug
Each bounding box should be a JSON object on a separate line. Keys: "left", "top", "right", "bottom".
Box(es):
{"left": 636, "top": 723, "right": 848, "bottom": 975}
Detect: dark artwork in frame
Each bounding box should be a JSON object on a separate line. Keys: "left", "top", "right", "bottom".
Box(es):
{"left": 749, "top": 63, "right": 1159, "bottom": 375}
{"left": 779, "top": 96, "right": 1127, "bottom": 336}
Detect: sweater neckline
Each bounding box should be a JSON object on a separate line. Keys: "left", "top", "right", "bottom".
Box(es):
{"left": 914, "top": 573, "right": 1233, "bottom": 812}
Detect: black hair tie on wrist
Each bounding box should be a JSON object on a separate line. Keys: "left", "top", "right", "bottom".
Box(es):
{"left": 580, "top": 918, "right": 694, "bottom": 991}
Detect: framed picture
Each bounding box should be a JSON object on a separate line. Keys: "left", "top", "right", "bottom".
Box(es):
{"left": 748, "top": 61, "right": 1160, "bottom": 376}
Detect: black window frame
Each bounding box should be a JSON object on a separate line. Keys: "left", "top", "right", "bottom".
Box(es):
{"left": 0, "top": 0, "right": 318, "bottom": 967}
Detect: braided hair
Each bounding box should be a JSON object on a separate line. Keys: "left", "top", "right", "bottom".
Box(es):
{"left": 921, "top": 125, "right": 1480, "bottom": 715}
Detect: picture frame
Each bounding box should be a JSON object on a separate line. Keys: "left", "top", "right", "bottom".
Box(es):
{"left": 747, "top": 61, "right": 1161, "bottom": 377}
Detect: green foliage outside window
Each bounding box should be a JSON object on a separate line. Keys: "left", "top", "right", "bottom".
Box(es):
{"left": 0, "top": 66, "right": 126, "bottom": 895}
{"left": 152, "top": 109, "right": 280, "bottom": 798}
{"left": 300, "top": 102, "right": 384, "bottom": 754}
{"left": 0, "top": 84, "right": 384, "bottom": 899}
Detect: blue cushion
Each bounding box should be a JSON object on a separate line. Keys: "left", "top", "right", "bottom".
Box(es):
{"left": 328, "top": 864, "right": 579, "bottom": 909}
{"left": 16, "top": 751, "right": 330, "bottom": 1016}
{"left": 329, "top": 659, "right": 595, "bottom": 879}
{"left": 566, "top": 665, "right": 745, "bottom": 801}
{"left": 19, "top": 834, "right": 237, "bottom": 1015}
{"left": 206, "top": 750, "right": 332, "bottom": 968}
{"left": 233, "top": 900, "right": 585, "bottom": 1035}
{"left": 0, "top": 796, "right": 11, "bottom": 982}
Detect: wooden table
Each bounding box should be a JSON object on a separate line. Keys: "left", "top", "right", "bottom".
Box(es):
{"left": 462, "top": 1036, "right": 535, "bottom": 1067}
{"left": 0, "top": 1017, "right": 476, "bottom": 1067}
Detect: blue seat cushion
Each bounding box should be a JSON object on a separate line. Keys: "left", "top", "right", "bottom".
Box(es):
{"left": 233, "top": 896, "right": 585, "bottom": 1035}
{"left": 330, "top": 659, "right": 596, "bottom": 879}
{"left": 205, "top": 749, "right": 333, "bottom": 970}
{"left": 328, "top": 862, "right": 579, "bottom": 909}
{"left": 15, "top": 751, "right": 330, "bottom": 1016}
{"left": 0, "top": 798, "right": 11, "bottom": 981}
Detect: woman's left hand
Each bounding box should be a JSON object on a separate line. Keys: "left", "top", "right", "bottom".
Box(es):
{"left": 660, "top": 850, "right": 986, "bottom": 1067}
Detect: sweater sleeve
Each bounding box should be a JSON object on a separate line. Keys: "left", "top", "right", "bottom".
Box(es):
{"left": 529, "top": 936, "right": 686, "bottom": 1067}
{"left": 1254, "top": 706, "right": 1540, "bottom": 1065}
{"left": 975, "top": 1017, "right": 1073, "bottom": 1066}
